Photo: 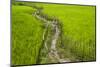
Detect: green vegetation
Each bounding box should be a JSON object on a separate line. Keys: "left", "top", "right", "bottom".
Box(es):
{"left": 12, "top": 5, "right": 44, "bottom": 65}
{"left": 39, "top": 3, "right": 96, "bottom": 61}
{"left": 12, "top": 1, "right": 96, "bottom": 65}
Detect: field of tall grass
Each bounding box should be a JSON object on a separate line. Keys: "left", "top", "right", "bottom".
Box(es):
{"left": 12, "top": 1, "right": 96, "bottom": 65}
{"left": 37, "top": 3, "right": 96, "bottom": 61}
{"left": 12, "top": 5, "right": 44, "bottom": 65}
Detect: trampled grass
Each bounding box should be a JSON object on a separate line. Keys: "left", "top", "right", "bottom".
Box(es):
{"left": 12, "top": 5, "right": 44, "bottom": 65}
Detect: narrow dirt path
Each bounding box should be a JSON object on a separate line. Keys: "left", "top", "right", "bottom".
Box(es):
{"left": 33, "top": 9, "right": 70, "bottom": 63}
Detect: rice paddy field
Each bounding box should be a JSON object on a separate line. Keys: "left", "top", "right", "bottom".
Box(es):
{"left": 39, "top": 3, "right": 96, "bottom": 61}
{"left": 12, "top": 4, "right": 44, "bottom": 65}
{"left": 12, "top": 1, "right": 96, "bottom": 66}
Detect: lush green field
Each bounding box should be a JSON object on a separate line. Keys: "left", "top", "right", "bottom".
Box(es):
{"left": 38, "top": 3, "right": 96, "bottom": 61}
{"left": 12, "top": 1, "right": 96, "bottom": 65}
{"left": 12, "top": 5, "right": 44, "bottom": 65}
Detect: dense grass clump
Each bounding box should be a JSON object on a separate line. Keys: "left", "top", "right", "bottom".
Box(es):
{"left": 37, "top": 3, "right": 96, "bottom": 61}
{"left": 12, "top": 5, "right": 44, "bottom": 65}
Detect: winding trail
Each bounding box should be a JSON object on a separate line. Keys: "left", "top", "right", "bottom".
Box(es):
{"left": 33, "top": 9, "right": 70, "bottom": 63}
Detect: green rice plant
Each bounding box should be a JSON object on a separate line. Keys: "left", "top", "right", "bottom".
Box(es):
{"left": 12, "top": 2, "right": 96, "bottom": 65}
{"left": 36, "top": 3, "right": 96, "bottom": 61}
{"left": 12, "top": 5, "right": 44, "bottom": 65}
